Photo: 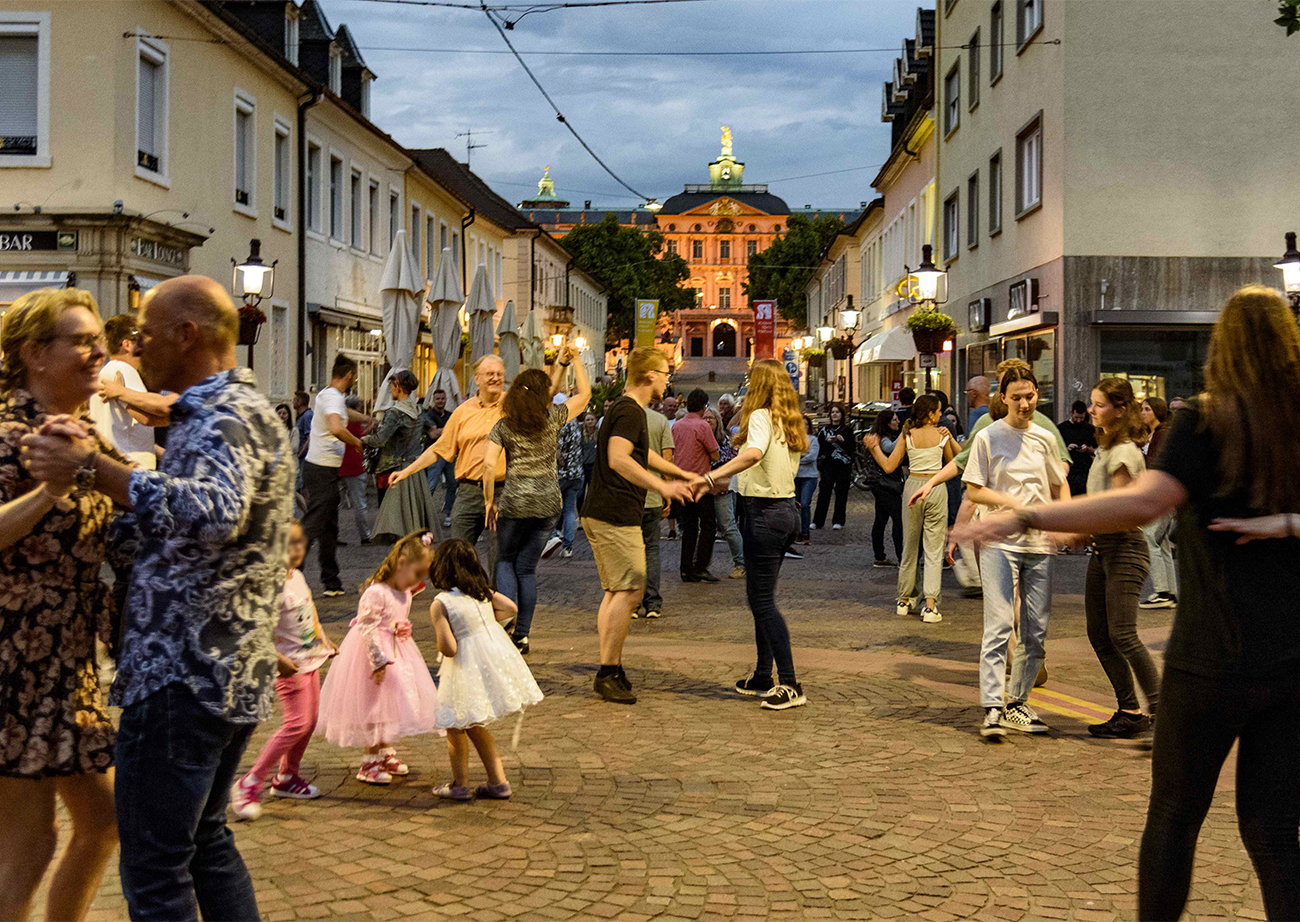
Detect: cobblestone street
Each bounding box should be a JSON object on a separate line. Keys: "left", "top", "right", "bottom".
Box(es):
{"left": 60, "top": 493, "right": 1263, "bottom": 922}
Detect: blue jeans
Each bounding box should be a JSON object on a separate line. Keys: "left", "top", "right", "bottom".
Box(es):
{"left": 979, "top": 547, "right": 1053, "bottom": 709}
{"left": 741, "top": 496, "right": 801, "bottom": 686}
{"left": 496, "top": 515, "right": 555, "bottom": 641}
{"left": 557, "top": 478, "right": 583, "bottom": 550}
{"left": 425, "top": 456, "right": 458, "bottom": 515}
{"left": 794, "top": 476, "right": 817, "bottom": 538}
{"left": 115, "top": 684, "right": 259, "bottom": 921}
{"left": 714, "top": 491, "right": 745, "bottom": 568}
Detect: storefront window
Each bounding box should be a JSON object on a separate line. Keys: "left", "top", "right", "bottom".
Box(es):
{"left": 1100, "top": 328, "right": 1209, "bottom": 403}
{"left": 336, "top": 326, "right": 385, "bottom": 412}
{"left": 1004, "top": 330, "right": 1055, "bottom": 420}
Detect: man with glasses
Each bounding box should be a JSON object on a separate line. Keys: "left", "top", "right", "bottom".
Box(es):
{"left": 580, "top": 348, "right": 696, "bottom": 703}
{"left": 965, "top": 375, "right": 991, "bottom": 434}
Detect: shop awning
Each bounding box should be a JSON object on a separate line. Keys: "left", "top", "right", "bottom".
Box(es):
{"left": 0, "top": 270, "right": 68, "bottom": 302}
{"left": 854, "top": 326, "right": 917, "bottom": 365}
{"left": 989, "top": 311, "right": 1059, "bottom": 337}
{"left": 1090, "top": 309, "right": 1218, "bottom": 326}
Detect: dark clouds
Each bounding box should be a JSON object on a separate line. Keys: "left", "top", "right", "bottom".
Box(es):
{"left": 331, "top": 0, "right": 919, "bottom": 208}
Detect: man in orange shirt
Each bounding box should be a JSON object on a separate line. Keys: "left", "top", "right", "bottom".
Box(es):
{"left": 389, "top": 356, "right": 507, "bottom": 571}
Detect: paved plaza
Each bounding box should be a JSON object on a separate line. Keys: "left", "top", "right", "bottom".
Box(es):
{"left": 53, "top": 493, "right": 1264, "bottom": 921}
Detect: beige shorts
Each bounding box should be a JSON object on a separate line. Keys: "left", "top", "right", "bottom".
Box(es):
{"left": 582, "top": 516, "right": 646, "bottom": 592}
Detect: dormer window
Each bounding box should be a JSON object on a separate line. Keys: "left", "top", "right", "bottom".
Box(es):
{"left": 328, "top": 44, "right": 341, "bottom": 94}
{"left": 360, "top": 73, "right": 371, "bottom": 118}
{"left": 284, "top": 4, "right": 299, "bottom": 65}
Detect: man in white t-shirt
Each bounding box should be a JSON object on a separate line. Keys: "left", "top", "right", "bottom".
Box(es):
{"left": 88, "top": 314, "right": 160, "bottom": 469}
{"left": 302, "top": 354, "right": 368, "bottom": 596}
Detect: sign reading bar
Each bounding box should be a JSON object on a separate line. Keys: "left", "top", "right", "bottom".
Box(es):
{"left": 635, "top": 299, "right": 658, "bottom": 350}
{"left": 0, "top": 230, "right": 78, "bottom": 252}
{"left": 752, "top": 299, "right": 775, "bottom": 361}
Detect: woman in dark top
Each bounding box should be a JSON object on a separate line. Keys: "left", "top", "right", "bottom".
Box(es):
{"left": 867, "top": 409, "right": 905, "bottom": 566}
{"left": 955, "top": 286, "right": 1300, "bottom": 921}
{"left": 1139, "top": 396, "right": 1177, "bottom": 608}
{"left": 812, "top": 402, "right": 855, "bottom": 530}
{"left": 369, "top": 370, "right": 442, "bottom": 541}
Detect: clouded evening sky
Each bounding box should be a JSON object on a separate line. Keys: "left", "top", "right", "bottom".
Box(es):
{"left": 330, "top": 0, "right": 921, "bottom": 210}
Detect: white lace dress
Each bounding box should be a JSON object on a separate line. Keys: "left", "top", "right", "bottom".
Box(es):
{"left": 434, "top": 589, "right": 544, "bottom": 729}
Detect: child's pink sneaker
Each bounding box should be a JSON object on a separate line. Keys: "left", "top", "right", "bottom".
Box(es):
{"left": 356, "top": 759, "right": 392, "bottom": 785}
{"left": 379, "top": 748, "right": 409, "bottom": 776}
{"left": 271, "top": 773, "right": 321, "bottom": 799}
{"left": 230, "top": 773, "right": 263, "bottom": 821}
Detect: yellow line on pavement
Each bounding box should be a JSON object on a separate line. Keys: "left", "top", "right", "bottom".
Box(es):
{"left": 1027, "top": 694, "right": 1104, "bottom": 724}
{"left": 1032, "top": 687, "right": 1113, "bottom": 713}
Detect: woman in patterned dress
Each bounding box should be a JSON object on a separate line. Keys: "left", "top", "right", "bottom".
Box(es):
{"left": 0, "top": 288, "right": 123, "bottom": 921}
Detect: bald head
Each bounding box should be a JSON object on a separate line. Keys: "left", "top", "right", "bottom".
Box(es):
{"left": 966, "top": 375, "right": 990, "bottom": 408}
{"left": 150, "top": 275, "right": 239, "bottom": 350}
{"left": 474, "top": 354, "right": 506, "bottom": 403}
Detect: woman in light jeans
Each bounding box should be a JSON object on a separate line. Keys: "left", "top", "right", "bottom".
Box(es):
{"left": 794, "top": 417, "right": 819, "bottom": 544}
{"left": 865, "top": 394, "right": 957, "bottom": 623}
{"left": 1139, "top": 397, "right": 1176, "bottom": 608}
{"left": 704, "top": 406, "right": 745, "bottom": 576}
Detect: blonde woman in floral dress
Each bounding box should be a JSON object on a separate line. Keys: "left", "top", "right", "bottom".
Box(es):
{"left": 0, "top": 288, "right": 123, "bottom": 921}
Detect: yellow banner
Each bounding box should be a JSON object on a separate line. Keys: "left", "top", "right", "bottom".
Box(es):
{"left": 635, "top": 299, "right": 658, "bottom": 350}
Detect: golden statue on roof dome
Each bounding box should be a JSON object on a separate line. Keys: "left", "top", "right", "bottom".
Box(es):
{"left": 720, "top": 126, "right": 733, "bottom": 157}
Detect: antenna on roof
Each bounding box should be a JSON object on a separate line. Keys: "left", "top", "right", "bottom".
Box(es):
{"left": 454, "top": 129, "right": 493, "bottom": 168}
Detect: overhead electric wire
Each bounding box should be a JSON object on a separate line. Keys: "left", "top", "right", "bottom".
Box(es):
{"left": 349, "top": 39, "right": 1059, "bottom": 55}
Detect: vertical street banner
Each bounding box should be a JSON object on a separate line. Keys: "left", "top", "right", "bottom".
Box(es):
{"left": 753, "top": 300, "right": 775, "bottom": 360}
{"left": 635, "top": 299, "right": 658, "bottom": 350}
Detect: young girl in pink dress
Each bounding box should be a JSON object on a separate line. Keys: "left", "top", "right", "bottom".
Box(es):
{"left": 231, "top": 521, "right": 336, "bottom": 820}
{"left": 317, "top": 530, "right": 440, "bottom": 784}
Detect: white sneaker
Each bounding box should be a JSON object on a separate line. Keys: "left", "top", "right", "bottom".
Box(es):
{"left": 230, "top": 773, "right": 263, "bottom": 821}
{"left": 832, "top": 524, "right": 843, "bottom": 531}
{"left": 981, "top": 708, "right": 1007, "bottom": 738}
{"left": 559, "top": 548, "right": 573, "bottom": 559}
{"left": 541, "top": 536, "right": 562, "bottom": 560}
{"left": 921, "top": 606, "right": 942, "bottom": 623}
{"left": 895, "top": 599, "right": 913, "bottom": 617}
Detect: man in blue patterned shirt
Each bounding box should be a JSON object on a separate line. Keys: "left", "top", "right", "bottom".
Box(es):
{"left": 23, "top": 276, "right": 292, "bottom": 921}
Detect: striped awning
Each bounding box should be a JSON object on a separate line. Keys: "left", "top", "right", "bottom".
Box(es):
{"left": 0, "top": 270, "right": 69, "bottom": 301}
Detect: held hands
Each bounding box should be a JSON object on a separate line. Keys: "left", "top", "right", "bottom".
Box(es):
{"left": 863, "top": 433, "right": 880, "bottom": 451}
{"left": 950, "top": 510, "right": 1023, "bottom": 546}
{"left": 485, "top": 502, "right": 499, "bottom": 531}
{"left": 371, "top": 665, "right": 387, "bottom": 685}
{"left": 19, "top": 415, "right": 96, "bottom": 491}
{"left": 387, "top": 468, "right": 409, "bottom": 486}
{"left": 1209, "top": 514, "right": 1300, "bottom": 544}
{"left": 659, "top": 478, "right": 696, "bottom": 505}
{"left": 559, "top": 344, "right": 579, "bottom": 365}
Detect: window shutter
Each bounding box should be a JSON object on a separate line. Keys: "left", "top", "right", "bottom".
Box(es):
{"left": 0, "top": 36, "right": 39, "bottom": 138}
{"left": 137, "top": 57, "right": 157, "bottom": 156}
{"left": 235, "top": 110, "right": 249, "bottom": 192}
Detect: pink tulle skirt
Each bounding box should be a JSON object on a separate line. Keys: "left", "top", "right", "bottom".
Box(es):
{"left": 316, "top": 629, "right": 440, "bottom": 749}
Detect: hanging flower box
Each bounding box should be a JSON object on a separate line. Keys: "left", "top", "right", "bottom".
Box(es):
{"left": 827, "top": 336, "right": 854, "bottom": 360}
{"left": 804, "top": 348, "right": 826, "bottom": 369}
{"left": 905, "top": 309, "right": 957, "bottom": 355}
{"left": 237, "top": 305, "right": 267, "bottom": 346}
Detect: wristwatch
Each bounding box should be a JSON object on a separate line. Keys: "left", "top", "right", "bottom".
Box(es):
{"left": 74, "top": 450, "right": 98, "bottom": 493}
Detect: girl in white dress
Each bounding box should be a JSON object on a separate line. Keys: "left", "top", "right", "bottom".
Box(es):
{"left": 428, "top": 539, "right": 544, "bottom": 801}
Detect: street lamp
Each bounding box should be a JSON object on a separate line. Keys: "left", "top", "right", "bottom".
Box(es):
{"left": 817, "top": 325, "right": 833, "bottom": 342}
{"left": 574, "top": 335, "right": 588, "bottom": 351}
{"left": 1276, "top": 231, "right": 1300, "bottom": 314}
{"left": 551, "top": 333, "right": 565, "bottom": 348}
{"left": 231, "top": 238, "right": 277, "bottom": 369}
{"left": 912, "top": 244, "right": 947, "bottom": 304}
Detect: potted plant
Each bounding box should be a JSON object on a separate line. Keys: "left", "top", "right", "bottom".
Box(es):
{"left": 237, "top": 304, "right": 267, "bottom": 346}
{"left": 804, "top": 347, "right": 826, "bottom": 369}
{"left": 544, "top": 347, "right": 559, "bottom": 366}
{"left": 905, "top": 308, "right": 958, "bottom": 355}
{"left": 827, "top": 335, "right": 854, "bottom": 360}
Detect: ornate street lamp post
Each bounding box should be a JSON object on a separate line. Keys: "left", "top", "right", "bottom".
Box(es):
{"left": 232, "top": 238, "right": 277, "bottom": 370}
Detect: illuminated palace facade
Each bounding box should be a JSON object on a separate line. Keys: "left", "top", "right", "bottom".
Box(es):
{"left": 523, "top": 130, "right": 855, "bottom": 364}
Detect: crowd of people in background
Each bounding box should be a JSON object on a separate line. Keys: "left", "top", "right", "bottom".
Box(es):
{"left": 3, "top": 273, "right": 1299, "bottom": 922}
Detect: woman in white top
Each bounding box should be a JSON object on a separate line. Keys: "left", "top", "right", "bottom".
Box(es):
{"left": 961, "top": 360, "right": 1067, "bottom": 738}
{"left": 695, "top": 360, "right": 809, "bottom": 711}
{"left": 1081, "top": 378, "right": 1160, "bottom": 740}
{"left": 865, "top": 393, "right": 957, "bottom": 623}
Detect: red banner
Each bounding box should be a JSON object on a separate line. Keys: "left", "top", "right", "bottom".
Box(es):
{"left": 752, "top": 300, "right": 775, "bottom": 361}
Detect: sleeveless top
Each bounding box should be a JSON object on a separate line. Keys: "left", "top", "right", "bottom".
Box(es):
{"left": 905, "top": 430, "right": 950, "bottom": 477}
{"left": 437, "top": 588, "right": 498, "bottom": 641}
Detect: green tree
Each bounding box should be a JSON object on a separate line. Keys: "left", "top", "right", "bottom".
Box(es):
{"left": 1279, "top": 0, "right": 1300, "bottom": 34}
{"left": 560, "top": 214, "right": 693, "bottom": 341}
{"left": 743, "top": 214, "right": 845, "bottom": 328}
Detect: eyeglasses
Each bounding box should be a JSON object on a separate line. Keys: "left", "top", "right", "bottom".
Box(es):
{"left": 47, "top": 332, "right": 107, "bottom": 355}
{"left": 650, "top": 368, "right": 673, "bottom": 381}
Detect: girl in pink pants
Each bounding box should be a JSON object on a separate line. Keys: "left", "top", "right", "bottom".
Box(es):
{"left": 231, "top": 522, "right": 336, "bottom": 821}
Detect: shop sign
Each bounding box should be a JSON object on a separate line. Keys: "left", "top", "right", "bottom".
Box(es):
{"left": 1008, "top": 278, "right": 1039, "bottom": 319}
{"left": 752, "top": 299, "right": 775, "bottom": 360}
{"left": 968, "top": 297, "right": 990, "bottom": 333}
{"left": 130, "top": 236, "right": 186, "bottom": 267}
{"left": 635, "top": 299, "right": 658, "bottom": 350}
{"left": 0, "top": 230, "right": 78, "bottom": 252}
{"left": 919, "top": 353, "right": 937, "bottom": 368}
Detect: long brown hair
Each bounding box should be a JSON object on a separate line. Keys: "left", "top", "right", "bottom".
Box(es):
{"left": 362, "top": 530, "right": 435, "bottom": 592}
{"left": 429, "top": 538, "right": 493, "bottom": 601}
{"left": 901, "top": 393, "right": 942, "bottom": 436}
{"left": 1202, "top": 285, "right": 1300, "bottom": 512}
{"left": 501, "top": 368, "right": 552, "bottom": 433}
{"left": 731, "top": 359, "right": 809, "bottom": 453}
{"left": 1093, "top": 377, "right": 1147, "bottom": 450}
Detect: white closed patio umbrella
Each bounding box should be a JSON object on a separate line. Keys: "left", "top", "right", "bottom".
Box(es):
{"left": 375, "top": 230, "right": 423, "bottom": 412}
{"left": 425, "top": 246, "right": 464, "bottom": 407}
{"left": 465, "top": 263, "right": 496, "bottom": 395}
{"left": 519, "top": 306, "right": 545, "bottom": 371}
{"left": 497, "top": 300, "right": 521, "bottom": 384}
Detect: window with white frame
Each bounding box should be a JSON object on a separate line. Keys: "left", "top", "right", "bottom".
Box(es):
{"left": 359, "top": 75, "right": 371, "bottom": 118}
{"left": 990, "top": 1, "right": 1004, "bottom": 80}
{"left": 451, "top": 231, "right": 460, "bottom": 282}
{"left": 329, "top": 155, "right": 342, "bottom": 239}
{"left": 439, "top": 221, "right": 448, "bottom": 259}
{"left": 967, "top": 172, "right": 979, "bottom": 249}
{"left": 426, "top": 216, "right": 435, "bottom": 276}
{"left": 350, "top": 169, "right": 362, "bottom": 245}
{"left": 368, "top": 179, "right": 379, "bottom": 253}
{"left": 720, "top": 239, "right": 731, "bottom": 260}
{"left": 969, "top": 29, "right": 980, "bottom": 109}
{"left": 1016, "top": 0, "right": 1042, "bottom": 48}
{"left": 306, "top": 142, "right": 321, "bottom": 231}
{"left": 943, "top": 192, "right": 959, "bottom": 260}
{"left": 136, "top": 40, "right": 166, "bottom": 177}
{"left": 0, "top": 13, "right": 50, "bottom": 167}
{"left": 666, "top": 239, "right": 677, "bottom": 256}
{"left": 388, "top": 190, "right": 399, "bottom": 247}
{"left": 1015, "top": 114, "right": 1042, "bottom": 215}
{"left": 234, "top": 93, "right": 255, "bottom": 209}
{"left": 270, "top": 303, "right": 289, "bottom": 398}
{"left": 691, "top": 239, "right": 703, "bottom": 260}
{"left": 273, "top": 120, "right": 290, "bottom": 223}
{"left": 944, "top": 64, "right": 960, "bottom": 135}
{"left": 719, "top": 287, "right": 731, "bottom": 311}
{"left": 411, "top": 204, "right": 421, "bottom": 266}
{"left": 284, "top": 4, "right": 299, "bottom": 65}
{"left": 989, "top": 150, "right": 1003, "bottom": 234}
{"left": 328, "top": 44, "right": 341, "bottom": 94}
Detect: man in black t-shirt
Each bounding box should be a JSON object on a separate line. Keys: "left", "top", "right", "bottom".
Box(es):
{"left": 580, "top": 347, "right": 695, "bottom": 704}
{"left": 1057, "top": 400, "right": 1096, "bottom": 498}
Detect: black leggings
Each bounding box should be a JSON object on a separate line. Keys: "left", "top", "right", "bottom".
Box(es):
{"left": 870, "top": 485, "right": 904, "bottom": 562}
{"left": 1138, "top": 666, "right": 1300, "bottom": 920}
{"left": 813, "top": 462, "right": 852, "bottom": 528}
